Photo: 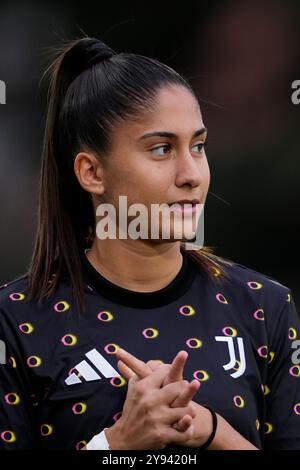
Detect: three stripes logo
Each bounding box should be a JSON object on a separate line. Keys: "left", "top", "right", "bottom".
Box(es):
{"left": 215, "top": 336, "right": 246, "bottom": 379}
{"left": 65, "top": 348, "right": 120, "bottom": 385}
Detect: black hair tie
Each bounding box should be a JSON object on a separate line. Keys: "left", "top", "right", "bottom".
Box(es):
{"left": 198, "top": 405, "right": 218, "bottom": 450}
{"left": 65, "top": 38, "right": 116, "bottom": 85}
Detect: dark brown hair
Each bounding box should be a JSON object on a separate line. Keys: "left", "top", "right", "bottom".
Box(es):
{"left": 25, "top": 36, "right": 232, "bottom": 315}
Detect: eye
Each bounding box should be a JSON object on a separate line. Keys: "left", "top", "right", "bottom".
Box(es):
{"left": 192, "top": 141, "right": 207, "bottom": 153}
{"left": 150, "top": 141, "right": 207, "bottom": 157}
{"left": 150, "top": 144, "right": 171, "bottom": 156}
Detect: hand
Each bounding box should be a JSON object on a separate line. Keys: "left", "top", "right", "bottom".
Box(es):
{"left": 115, "top": 348, "right": 214, "bottom": 448}
{"left": 116, "top": 349, "right": 200, "bottom": 431}
{"left": 105, "top": 362, "right": 199, "bottom": 450}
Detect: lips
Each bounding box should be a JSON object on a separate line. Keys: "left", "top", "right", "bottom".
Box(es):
{"left": 166, "top": 200, "right": 200, "bottom": 215}
{"left": 168, "top": 199, "right": 200, "bottom": 206}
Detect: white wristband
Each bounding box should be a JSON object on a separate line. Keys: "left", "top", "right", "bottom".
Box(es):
{"left": 86, "top": 428, "right": 110, "bottom": 450}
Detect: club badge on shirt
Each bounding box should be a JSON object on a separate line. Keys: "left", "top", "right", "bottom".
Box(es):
{"left": 215, "top": 336, "right": 246, "bottom": 379}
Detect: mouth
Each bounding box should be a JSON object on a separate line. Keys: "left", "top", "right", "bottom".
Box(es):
{"left": 168, "top": 199, "right": 200, "bottom": 206}
{"left": 167, "top": 199, "right": 201, "bottom": 214}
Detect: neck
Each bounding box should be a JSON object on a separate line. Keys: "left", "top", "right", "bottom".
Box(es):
{"left": 85, "top": 238, "right": 184, "bottom": 293}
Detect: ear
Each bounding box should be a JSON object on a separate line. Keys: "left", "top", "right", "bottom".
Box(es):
{"left": 74, "top": 151, "right": 105, "bottom": 196}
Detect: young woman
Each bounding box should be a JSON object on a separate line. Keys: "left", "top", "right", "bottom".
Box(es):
{"left": 0, "top": 36, "right": 299, "bottom": 451}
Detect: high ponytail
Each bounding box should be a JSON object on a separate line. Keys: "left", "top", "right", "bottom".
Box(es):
{"left": 26, "top": 38, "right": 115, "bottom": 315}
{"left": 25, "top": 36, "right": 231, "bottom": 317}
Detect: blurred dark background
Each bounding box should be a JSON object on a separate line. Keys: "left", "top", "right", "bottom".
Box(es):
{"left": 0, "top": 0, "right": 299, "bottom": 309}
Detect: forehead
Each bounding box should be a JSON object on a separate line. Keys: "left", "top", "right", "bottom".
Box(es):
{"left": 112, "top": 85, "right": 204, "bottom": 142}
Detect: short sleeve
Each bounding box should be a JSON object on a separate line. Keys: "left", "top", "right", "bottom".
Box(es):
{"left": 0, "top": 313, "right": 38, "bottom": 449}
{"left": 264, "top": 290, "right": 300, "bottom": 449}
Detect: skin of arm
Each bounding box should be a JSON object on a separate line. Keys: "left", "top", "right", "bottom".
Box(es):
{"left": 115, "top": 348, "right": 259, "bottom": 450}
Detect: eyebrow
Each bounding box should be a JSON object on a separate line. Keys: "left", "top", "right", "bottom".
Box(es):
{"left": 139, "top": 127, "right": 207, "bottom": 140}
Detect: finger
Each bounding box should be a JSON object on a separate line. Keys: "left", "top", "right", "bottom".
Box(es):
{"left": 116, "top": 348, "right": 187, "bottom": 387}
{"left": 164, "top": 423, "right": 195, "bottom": 444}
{"left": 164, "top": 407, "right": 195, "bottom": 426}
{"left": 170, "top": 380, "right": 201, "bottom": 408}
{"left": 159, "top": 380, "right": 198, "bottom": 405}
{"left": 117, "top": 358, "right": 163, "bottom": 380}
{"left": 147, "top": 360, "right": 164, "bottom": 371}
{"left": 173, "top": 415, "right": 193, "bottom": 432}
{"left": 139, "top": 363, "right": 172, "bottom": 389}
{"left": 127, "top": 373, "right": 140, "bottom": 389}
{"left": 117, "top": 360, "right": 135, "bottom": 380}
{"left": 164, "top": 350, "right": 189, "bottom": 386}
{"left": 116, "top": 348, "right": 152, "bottom": 379}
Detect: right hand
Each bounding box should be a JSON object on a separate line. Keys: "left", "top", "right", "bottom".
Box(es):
{"left": 105, "top": 363, "right": 199, "bottom": 450}
{"left": 116, "top": 349, "right": 200, "bottom": 432}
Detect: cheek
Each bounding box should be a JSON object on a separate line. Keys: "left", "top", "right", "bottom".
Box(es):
{"left": 201, "top": 155, "right": 210, "bottom": 190}
{"left": 136, "top": 168, "right": 174, "bottom": 207}
{"left": 116, "top": 159, "right": 170, "bottom": 203}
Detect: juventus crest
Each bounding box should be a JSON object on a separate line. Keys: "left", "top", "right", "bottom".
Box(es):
{"left": 215, "top": 336, "right": 246, "bottom": 379}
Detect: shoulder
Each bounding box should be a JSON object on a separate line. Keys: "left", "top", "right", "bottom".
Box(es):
{"left": 220, "top": 257, "right": 290, "bottom": 296}
{"left": 204, "top": 254, "right": 293, "bottom": 317}
{"left": 202, "top": 256, "right": 299, "bottom": 346}
{"left": 0, "top": 275, "right": 31, "bottom": 339}
{"left": 0, "top": 273, "right": 74, "bottom": 328}
{"left": 0, "top": 275, "right": 29, "bottom": 310}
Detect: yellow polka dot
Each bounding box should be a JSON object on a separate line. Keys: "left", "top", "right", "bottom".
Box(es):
{"left": 193, "top": 370, "right": 209, "bottom": 382}
{"left": 40, "top": 424, "right": 53, "bottom": 436}
{"left": 289, "top": 327, "right": 297, "bottom": 340}
{"left": 216, "top": 293, "right": 228, "bottom": 304}
{"left": 233, "top": 395, "right": 245, "bottom": 408}
{"left": 27, "top": 356, "right": 42, "bottom": 368}
{"left": 5, "top": 393, "right": 20, "bottom": 405}
{"left": 1, "top": 430, "right": 16, "bottom": 443}
{"left": 9, "top": 356, "right": 17, "bottom": 368}
{"left": 54, "top": 301, "right": 70, "bottom": 312}
{"left": 110, "top": 376, "right": 127, "bottom": 387}
{"left": 61, "top": 334, "right": 77, "bottom": 346}
{"left": 142, "top": 328, "right": 159, "bottom": 339}
{"left": 264, "top": 422, "right": 273, "bottom": 434}
{"left": 179, "top": 305, "right": 196, "bottom": 316}
{"left": 9, "top": 292, "right": 25, "bottom": 301}
{"left": 19, "top": 323, "right": 34, "bottom": 334}
{"left": 268, "top": 351, "right": 275, "bottom": 363}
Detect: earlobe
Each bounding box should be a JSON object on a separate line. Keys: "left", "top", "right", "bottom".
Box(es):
{"left": 73, "top": 152, "right": 105, "bottom": 196}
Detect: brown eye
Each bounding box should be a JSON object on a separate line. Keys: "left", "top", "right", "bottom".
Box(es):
{"left": 150, "top": 144, "right": 171, "bottom": 156}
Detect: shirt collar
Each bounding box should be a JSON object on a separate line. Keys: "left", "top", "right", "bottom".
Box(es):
{"left": 80, "top": 248, "right": 198, "bottom": 309}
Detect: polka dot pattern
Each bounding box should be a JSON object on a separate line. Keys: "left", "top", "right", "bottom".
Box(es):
{"left": 0, "top": 260, "right": 300, "bottom": 451}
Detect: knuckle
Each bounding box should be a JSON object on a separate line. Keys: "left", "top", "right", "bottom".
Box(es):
{"left": 153, "top": 427, "right": 164, "bottom": 444}
{"left": 147, "top": 360, "right": 163, "bottom": 370}
{"left": 183, "top": 380, "right": 190, "bottom": 391}
{"left": 143, "top": 395, "right": 155, "bottom": 410}
{"left": 186, "top": 404, "right": 194, "bottom": 414}
{"left": 134, "top": 381, "right": 146, "bottom": 396}
{"left": 156, "top": 364, "right": 170, "bottom": 375}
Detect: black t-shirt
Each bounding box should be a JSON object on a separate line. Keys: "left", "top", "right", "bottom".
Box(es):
{"left": 0, "top": 250, "right": 300, "bottom": 450}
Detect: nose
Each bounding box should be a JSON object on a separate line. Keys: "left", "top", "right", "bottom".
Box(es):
{"left": 174, "top": 149, "right": 206, "bottom": 188}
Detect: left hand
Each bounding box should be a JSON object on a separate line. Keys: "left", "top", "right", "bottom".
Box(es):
{"left": 115, "top": 348, "right": 213, "bottom": 448}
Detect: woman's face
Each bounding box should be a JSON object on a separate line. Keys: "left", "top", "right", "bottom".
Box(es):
{"left": 96, "top": 85, "right": 210, "bottom": 244}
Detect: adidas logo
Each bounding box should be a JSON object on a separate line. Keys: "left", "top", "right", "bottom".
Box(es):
{"left": 65, "top": 348, "right": 119, "bottom": 385}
